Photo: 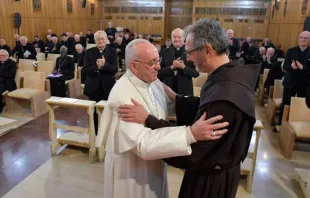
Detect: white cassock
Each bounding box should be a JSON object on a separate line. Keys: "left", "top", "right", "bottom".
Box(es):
{"left": 96, "top": 70, "right": 196, "bottom": 198}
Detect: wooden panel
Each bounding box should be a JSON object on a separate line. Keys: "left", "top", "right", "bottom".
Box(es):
{"left": 0, "top": 0, "right": 101, "bottom": 47}
{"left": 268, "top": 0, "right": 309, "bottom": 51}
{"left": 101, "top": 0, "right": 165, "bottom": 37}
{"left": 192, "top": 0, "right": 271, "bottom": 40}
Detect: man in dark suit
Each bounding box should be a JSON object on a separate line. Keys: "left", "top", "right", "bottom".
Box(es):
{"left": 13, "top": 36, "right": 37, "bottom": 60}
{"left": 0, "top": 49, "right": 17, "bottom": 112}
{"left": 159, "top": 28, "right": 199, "bottom": 96}
{"left": 0, "top": 39, "right": 11, "bottom": 56}
{"left": 57, "top": 33, "right": 75, "bottom": 55}
{"left": 74, "top": 44, "right": 86, "bottom": 83}
{"left": 226, "top": 29, "right": 240, "bottom": 59}
{"left": 33, "top": 36, "right": 45, "bottom": 53}
{"left": 277, "top": 31, "right": 310, "bottom": 127}
{"left": 83, "top": 30, "right": 118, "bottom": 133}
{"left": 86, "top": 30, "right": 95, "bottom": 44}
{"left": 105, "top": 22, "right": 117, "bottom": 42}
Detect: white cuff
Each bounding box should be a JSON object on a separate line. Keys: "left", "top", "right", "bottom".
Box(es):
{"left": 185, "top": 126, "right": 197, "bottom": 145}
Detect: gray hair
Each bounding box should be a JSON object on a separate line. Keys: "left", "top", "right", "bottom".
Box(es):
{"left": 94, "top": 30, "right": 107, "bottom": 41}
{"left": 75, "top": 44, "right": 83, "bottom": 49}
{"left": 184, "top": 18, "right": 229, "bottom": 54}
{"left": 59, "top": 46, "right": 67, "bottom": 53}
{"left": 20, "top": 36, "right": 28, "bottom": 42}
{"left": 125, "top": 39, "right": 150, "bottom": 68}
{"left": 0, "top": 49, "right": 9, "bottom": 56}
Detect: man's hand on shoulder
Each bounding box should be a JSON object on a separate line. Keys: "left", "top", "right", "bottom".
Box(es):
{"left": 118, "top": 99, "right": 149, "bottom": 124}
{"left": 190, "top": 112, "right": 229, "bottom": 141}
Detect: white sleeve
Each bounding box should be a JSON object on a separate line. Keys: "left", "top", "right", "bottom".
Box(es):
{"left": 118, "top": 120, "right": 193, "bottom": 160}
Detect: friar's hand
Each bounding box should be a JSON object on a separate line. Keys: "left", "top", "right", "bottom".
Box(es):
{"left": 190, "top": 112, "right": 229, "bottom": 141}
{"left": 118, "top": 99, "right": 149, "bottom": 124}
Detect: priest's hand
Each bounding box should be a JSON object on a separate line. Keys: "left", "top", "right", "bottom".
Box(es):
{"left": 118, "top": 99, "right": 149, "bottom": 124}
{"left": 295, "top": 60, "right": 303, "bottom": 70}
{"left": 190, "top": 112, "right": 229, "bottom": 141}
{"left": 162, "top": 82, "right": 176, "bottom": 101}
{"left": 96, "top": 57, "right": 105, "bottom": 69}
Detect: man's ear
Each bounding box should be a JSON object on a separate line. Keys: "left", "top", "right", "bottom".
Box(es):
{"left": 205, "top": 44, "right": 213, "bottom": 57}
{"left": 128, "top": 61, "right": 137, "bottom": 74}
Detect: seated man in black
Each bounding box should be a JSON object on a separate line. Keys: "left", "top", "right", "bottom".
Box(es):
{"left": 14, "top": 36, "right": 37, "bottom": 60}
{"left": 0, "top": 39, "right": 11, "bottom": 56}
{"left": 0, "top": 49, "right": 17, "bottom": 112}
{"left": 74, "top": 44, "right": 86, "bottom": 83}
{"left": 48, "top": 46, "right": 74, "bottom": 97}
{"left": 32, "top": 36, "right": 45, "bottom": 53}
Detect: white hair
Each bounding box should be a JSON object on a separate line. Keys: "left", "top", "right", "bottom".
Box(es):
{"left": 125, "top": 39, "right": 150, "bottom": 68}
{"left": 0, "top": 49, "right": 9, "bottom": 56}
{"left": 94, "top": 30, "right": 107, "bottom": 41}
{"left": 259, "top": 47, "right": 266, "bottom": 52}
{"left": 74, "top": 34, "right": 80, "bottom": 39}
{"left": 75, "top": 44, "right": 83, "bottom": 49}
{"left": 20, "top": 36, "right": 28, "bottom": 42}
{"left": 52, "top": 37, "right": 58, "bottom": 41}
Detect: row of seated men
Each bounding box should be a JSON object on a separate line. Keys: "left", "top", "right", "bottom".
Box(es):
{"left": 260, "top": 31, "right": 310, "bottom": 132}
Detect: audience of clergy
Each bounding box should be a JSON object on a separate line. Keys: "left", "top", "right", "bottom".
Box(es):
{"left": 159, "top": 28, "right": 199, "bottom": 96}
{"left": 0, "top": 49, "right": 17, "bottom": 113}
{"left": 82, "top": 30, "right": 117, "bottom": 134}
{"left": 161, "top": 39, "right": 172, "bottom": 51}
{"left": 74, "top": 44, "right": 86, "bottom": 83}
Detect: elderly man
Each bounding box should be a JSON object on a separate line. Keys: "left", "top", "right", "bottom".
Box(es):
{"left": 0, "top": 39, "right": 11, "bottom": 56}
{"left": 159, "top": 28, "right": 199, "bottom": 96}
{"left": 226, "top": 29, "right": 240, "bottom": 59}
{"left": 83, "top": 30, "right": 117, "bottom": 133}
{"left": 0, "top": 49, "right": 17, "bottom": 112}
{"left": 57, "top": 33, "right": 75, "bottom": 55}
{"left": 48, "top": 46, "right": 74, "bottom": 97}
{"left": 13, "top": 36, "right": 37, "bottom": 60}
{"left": 33, "top": 35, "right": 45, "bottom": 53}
{"left": 240, "top": 36, "right": 251, "bottom": 58}
{"left": 277, "top": 31, "right": 310, "bottom": 127}
{"left": 96, "top": 39, "right": 229, "bottom": 198}
{"left": 119, "top": 19, "right": 260, "bottom": 198}
{"left": 105, "top": 21, "right": 117, "bottom": 41}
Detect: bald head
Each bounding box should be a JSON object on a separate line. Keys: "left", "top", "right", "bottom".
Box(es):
{"left": 0, "top": 39, "right": 6, "bottom": 46}
{"left": 227, "top": 29, "right": 234, "bottom": 39}
{"left": 171, "top": 28, "right": 184, "bottom": 48}
{"left": 299, "top": 31, "right": 310, "bottom": 47}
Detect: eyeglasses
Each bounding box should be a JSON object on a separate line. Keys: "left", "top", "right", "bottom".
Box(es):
{"left": 133, "top": 58, "right": 161, "bottom": 69}
{"left": 184, "top": 46, "right": 204, "bottom": 58}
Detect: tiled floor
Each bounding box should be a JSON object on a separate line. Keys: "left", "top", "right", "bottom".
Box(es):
{"left": 1, "top": 104, "right": 310, "bottom": 198}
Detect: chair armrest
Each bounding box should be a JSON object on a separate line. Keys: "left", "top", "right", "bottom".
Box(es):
{"left": 45, "top": 79, "right": 51, "bottom": 94}
{"left": 268, "top": 86, "right": 274, "bottom": 99}
{"left": 2, "top": 90, "right": 9, "bottom": 96}
{"left": 282, "top": 105, "right": 290, "bottom": 123}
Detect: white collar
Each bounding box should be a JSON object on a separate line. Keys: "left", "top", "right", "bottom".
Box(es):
{"left": 126, "top": 70, "right": 151, "bottom": 89}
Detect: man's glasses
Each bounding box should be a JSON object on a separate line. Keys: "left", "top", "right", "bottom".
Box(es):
{"left": 184, "top": 46, "right": 204, "bottom": 58}
{"left": 133, "top": 58, "right": 161, "bottom": 69}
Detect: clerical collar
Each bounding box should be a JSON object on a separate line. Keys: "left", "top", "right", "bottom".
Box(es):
{"left": 97, "top": 47, "right": 106, "bottom": 53}
{"left": 126, "top": 70, "right": 150, "bottom": 89}
{"left": 299, "top": 46, "right": 308, "bottom": 52}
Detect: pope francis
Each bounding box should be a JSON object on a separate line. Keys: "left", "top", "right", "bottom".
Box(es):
{"left": 95, "top": 39, "right": 229, "bottom": 198}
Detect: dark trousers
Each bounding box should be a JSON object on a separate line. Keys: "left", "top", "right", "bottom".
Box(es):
{"left": 89, "top": 88, "right": 107, "bottom": 135}
{"left": 278, "top": 85, "right": 306, "bottom": 124}
{"left": 48, "top": 77, "right": 67, "bottom": 97}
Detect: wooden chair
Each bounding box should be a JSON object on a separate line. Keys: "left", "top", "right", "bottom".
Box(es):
{"left": 65, "top": 63, "right": 81, "bottom": 98}
{"left": 37, "top": 61, "right": 55, "bottom": 78}
{"left": 86, "top": 44, "right": 96, "bottom": 50}
{"left": 4, "top": 71, "right": 51, "bottom": 118}
{"left": 46, "top": 54, "right": 60, "bottom": 62}
{"left": 279, "top": 97, "right": 310, "bottom": 159}
{"left": 258, "top": 69, "right": 269, "bottom": 106}
{"left": 266, "top": 79, "right": 283, "bottom": 125}
{"left": 192, "top": 73, "right": 208, "bottom": 97}
{"left": 18, "top": 59, "right": 36, "bottom": 71}
{"left": 241, "top": 120, "right": 264, "bottom": 193}
{"left": 45, "top": 97, "right": 96, "bottom": 163}
{"left": 36, "top": 53, "right": 45, "bottom": 62}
